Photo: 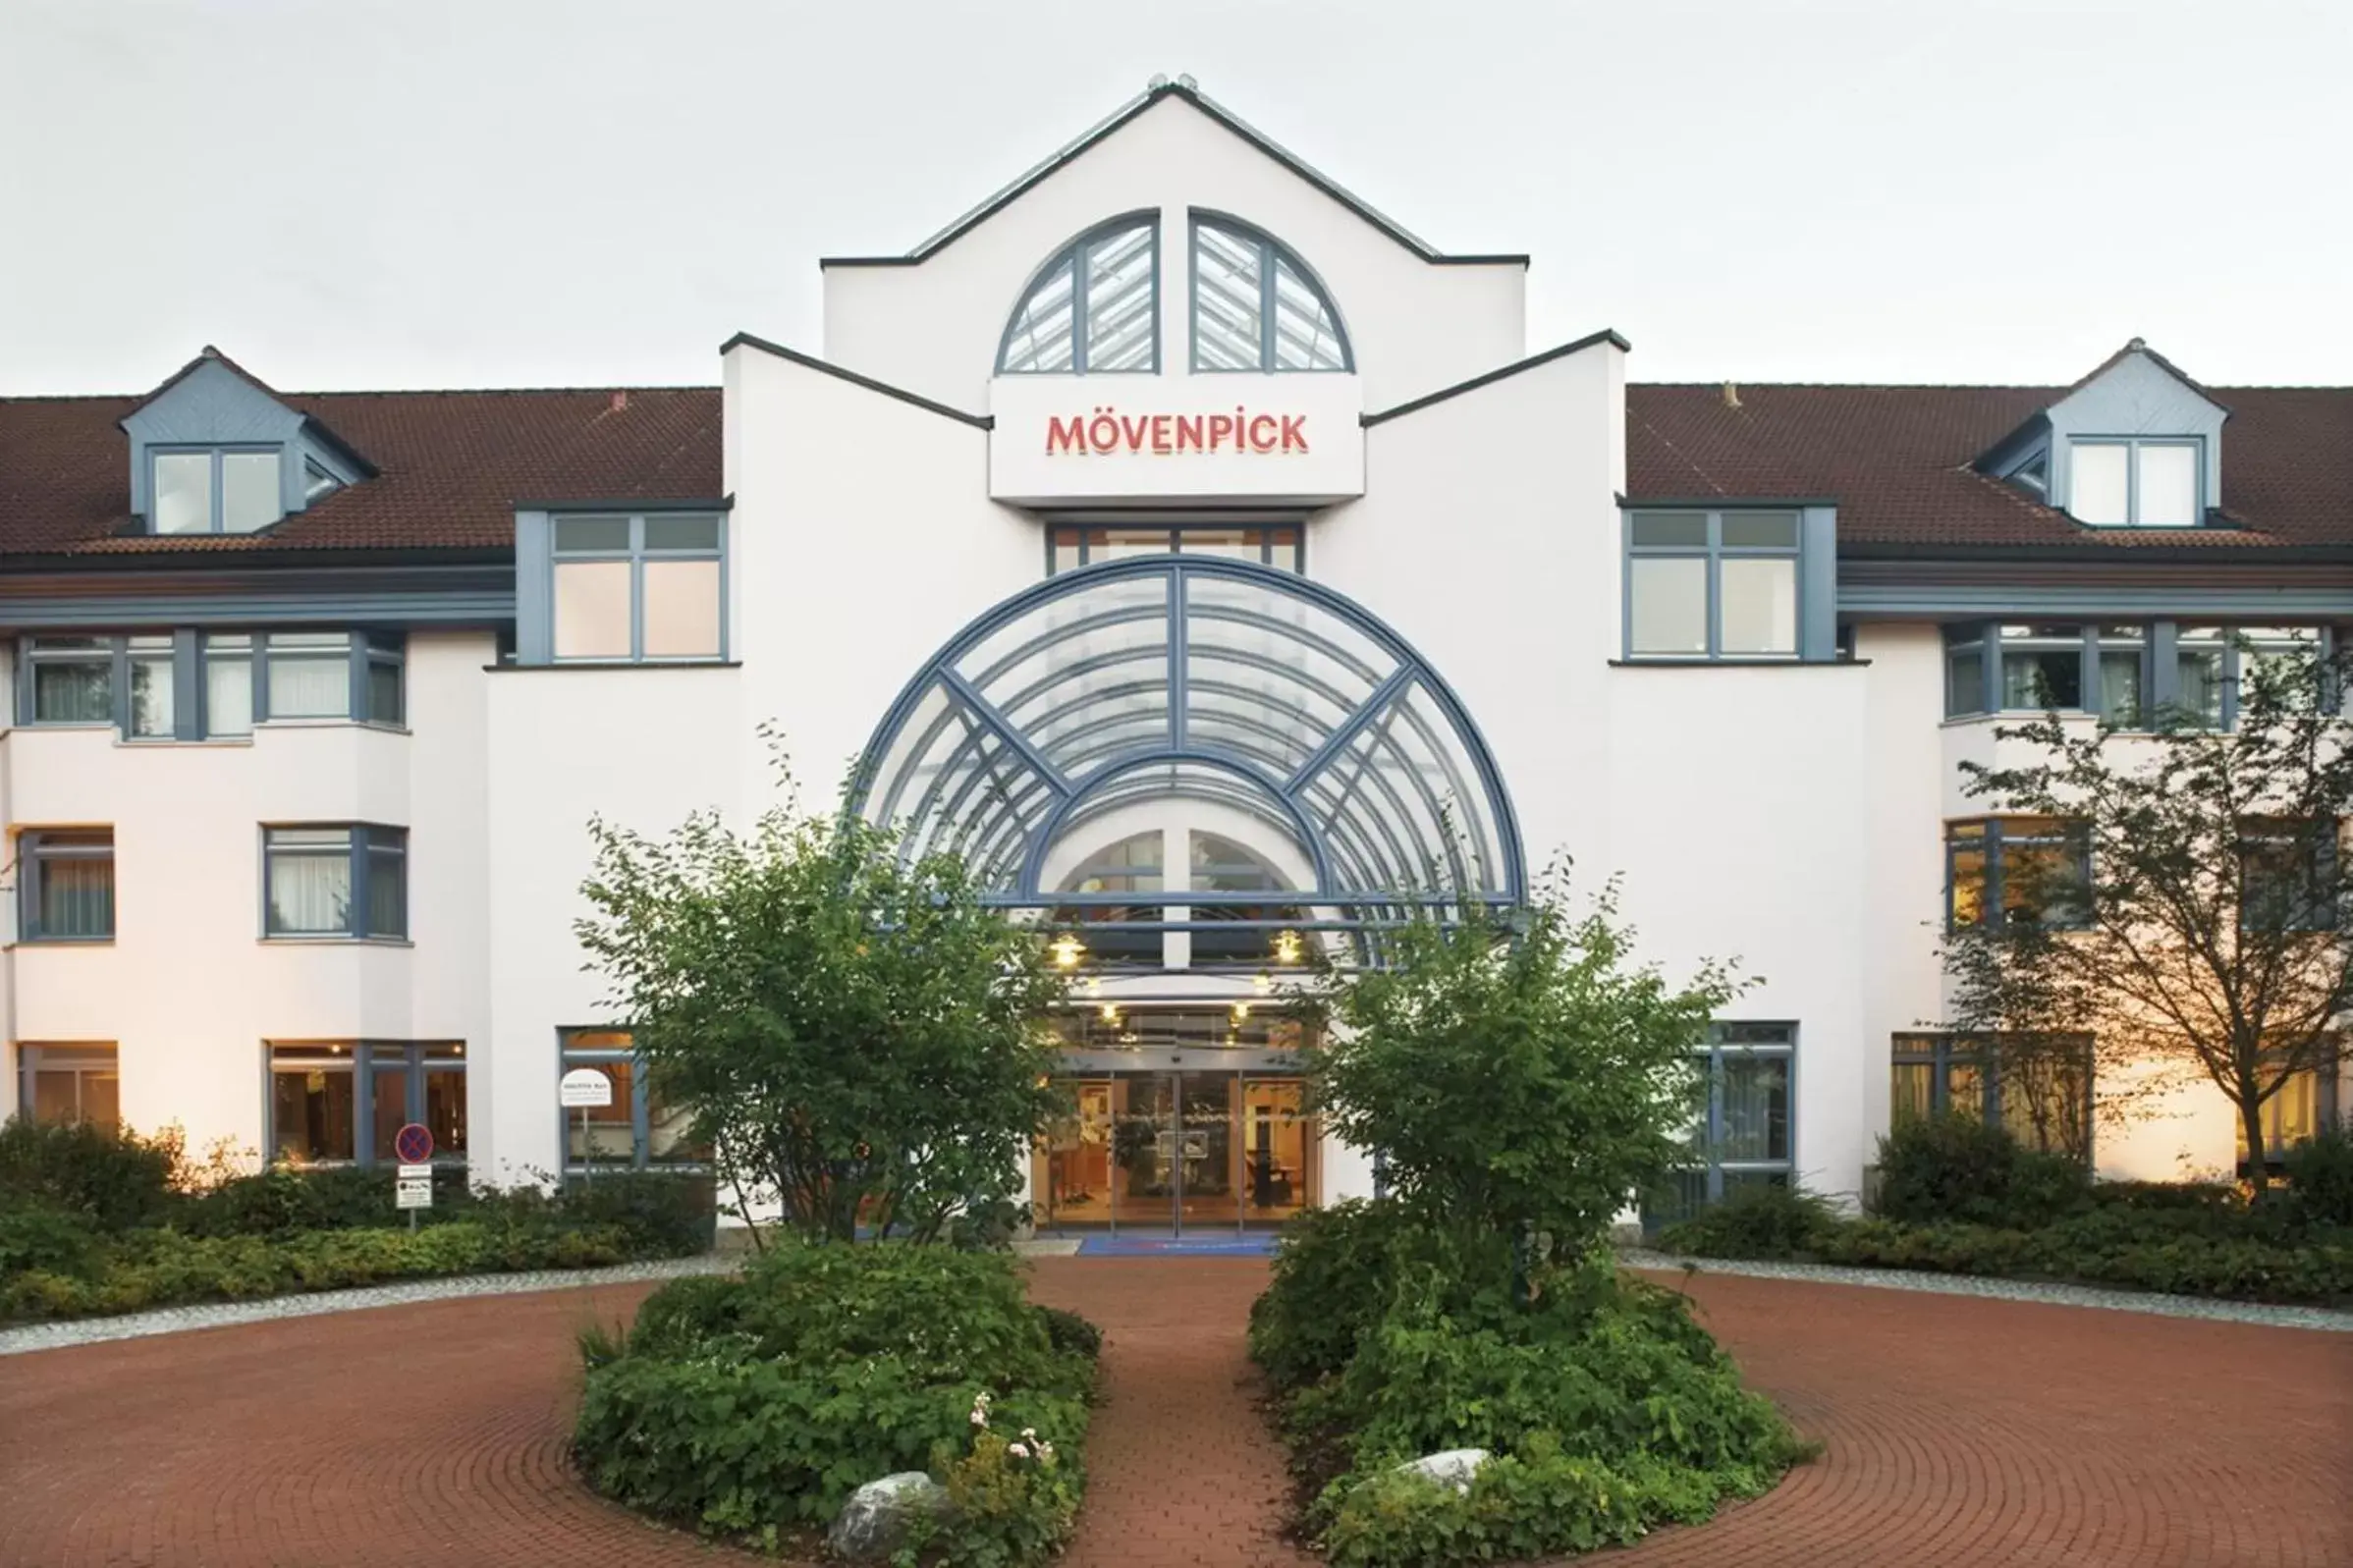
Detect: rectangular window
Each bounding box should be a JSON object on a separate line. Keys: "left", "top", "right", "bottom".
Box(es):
{"left": 2173, "top": 624, "right": 2322, "bottom": 730}
{"left": 267, "top": 1041, "right": 464, "bottom": 1167}
{"left": 561, "top": 1029, "right": 706, "bottom": 1170}
{"left": 2238, "top": 818, "right": 2339, "bottom": 933}
{"left": 1945, "top": 622, "right": 2147, "bottom": 722}
{"left": 18, "top": 1044, "right": 121, "bottom": 1132}
{"left": 1947, "top": 816, "right": 2090, "bottom": 930}
{"left": 1891, "top": 1033, "right": 2092, "bottom": 1161}
{"left": 550, "top": 514, "right": 725, "bottom": 663}
{"left": 149, "top": 448, "right": 283, "bottom": 535}
{"left": 126, "top": 635, "right": 176, "bottom": 738}
{"left": 19, "top": 829, "right": 115, "bottom": 941}
{"left": 264, "top": 632, "right": 354, "bottom": 718}
{"left": 2068, "top": 438, "right": 2202, "bottom": 528}
{"left": 1646, "top": 1022, "right": 1796, "bottom": 1228}
{"left": 1623, "top": 510, "right": 1801, "bottom": 660}
{"left": 263, "top": 825, "right": 407, "bottom": 940}
{"left": 1044, "top": 524, "right": 1304, "bottom": 574}
{"left": 25, "top": 637, "right": 113, "bottom": 724}
{"left": 2234, "top": 1040, "right": 2340, "bottom": 1168}
{"left": 204, "top": 634, "right": 255, "bottom": 735}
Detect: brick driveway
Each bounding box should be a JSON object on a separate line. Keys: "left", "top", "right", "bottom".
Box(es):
{"left": 0, "top": 1260, "right": 2346, "bottom": 1567}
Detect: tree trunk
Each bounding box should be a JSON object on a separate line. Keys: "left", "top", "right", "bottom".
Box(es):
{"left": 2239, "top": 1094, "right": 2273, "bottom": 1202}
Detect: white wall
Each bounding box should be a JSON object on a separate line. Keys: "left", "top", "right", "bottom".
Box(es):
{"left": 822, "top": 96, "right": 1526, "bottom": 415}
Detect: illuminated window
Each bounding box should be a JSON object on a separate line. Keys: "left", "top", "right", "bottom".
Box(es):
{"left": 1891, "top": 1033, "right": 2092, "bottom": 1160}
{"left": 265, "top": 1041, "right": 464, "bottom": 1167}
{"left": 17, "top": 1044, "right": 120, "bottom": 1132}
{"left": 560, "top": 1029, "right": 705, "bottom": 1170}
{"left": 1946, "top": 817, "right": 2089, "bottom": 930}
{"left": 1046, "top": 524, "right": 1301, "bottom": 574}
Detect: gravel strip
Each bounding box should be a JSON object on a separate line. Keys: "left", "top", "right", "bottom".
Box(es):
{"left": 0, "top": 1255, "right": 739, "bottom": 1358}
{"left": 1620, "top": 1248, "right": 2353, "bottom": 1333}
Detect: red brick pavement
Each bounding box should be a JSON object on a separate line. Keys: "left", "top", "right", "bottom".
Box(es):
{"left": 0, "top": 1261, "right": 2345, "bottom": 1567}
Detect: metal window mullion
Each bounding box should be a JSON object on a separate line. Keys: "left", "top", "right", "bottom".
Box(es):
{"left": 1070, "top": 248, "right": 1091, "bottom": 375}
{"left": 631, "top": 1064, "right": 651, "bottom": 1170}
{"left": 1706, "top": 1048, "right": 1727, "bottom": 1202}
{"left": 1257, "top": 237, "right": 1279, "bottom": 371}
{"left": 209, "top": 451, "right": 224, "bottom": 536}
{"left": 349, "top": 828, "right": 371, "bottom": 940}
{"left": 1705, "top": 514, "right": 1724, "bottom": 660}
{"left": 1169, "top": 566, "right": 1188, "bottom": 749}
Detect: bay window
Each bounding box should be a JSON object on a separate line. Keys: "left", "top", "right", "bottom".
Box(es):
{"left": 18, "top": 829, "right": 115, "bottom": 942}
{"left": 1947, "top": 817, "right": 2090, "bottom": 930}
{"left": 16, "top": 629, "right": 403, "bottom": 737}
{"left": 267, "top": 1041, "right": 465, "bottom": 1167}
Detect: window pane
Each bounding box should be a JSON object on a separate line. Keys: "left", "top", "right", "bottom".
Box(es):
{"left": 2176, "top": 631, "right": 2226, "bottom": 727}
{"left": 1267, "top": 528, "right": 1301, "bottom": 573}
{"left": 1051, "top": 532, "right": 1083, "bottom": 574}
{"left": 304, "top": 461, "right": 342, "bottom": 504}
{"left": 1718, "top": 1055, "right": 1790, "bottom": 1163}
{"left": 641, "top": 559, "right": 721, "bottom": 658}
{"left": 1000, "top": 257, "right": 1076, "bottom": 374}
{"left": 1174, "top": 528, "right": 1260, "bottom": 562}
{"left": 367, "top": 658, "right": 403, "bottom": 726}
{"left": 1890, "top": 1061, "right": 1935, "bottom": 1125}
{"left": 1628, "top": 512, "right": 1708, "bottom": 548}
{"left": 566, "top": 1058, "right": 636, "bottom": 1165}
{"left": 221, "top": 451, "right": 281, "bottom": 532}
{"left": 1092, "top": 527, "right": 1172, "bottom": 562}
{"left": 268, "top": 835, "right": 353, "bottom": 934}
{"left": 1629, "top": 557, "right": 1708, "bottom": 655}
{"left": 554, "top": 560, "right": 633, "bottom": 659}
{"left": 2100, "top": 650, "right": 2142, "bottom": 723}
{"left": 1192, "top": 222, "right": 1264, "bottom": 370}
{"left": 642, "top": 514, "right": 720, "bottom": 552}
{"left": 2136, "top": 444, "right": 2199, "bottom": 527}
{"left": 33, "top": 843, "right": 113, "bottom": 939}
{"left": 554, "top": 515, "right": 631, "bottom": 553}
{"left": 1084, "top": 224, "right": 1156, "bottom": 371}
{"left": 648, "top": 1091, "right": 704, "bottom": 1164}
{"left": 2002, "top": 646, "right": 2083, "bottom": 710}
{"left": 1946, "top": 645, "right": 1985, "bottom": 715}
{"left": 153, "top": 452, "right": 213, "bottom": 533}
{"left": 1271, "top": 254, "right": 1346, "bottom": 372}
{"left": 206, "top": 646, "right": 253, "bottom": 736}
{"left": 1721, "top": 511, "right": 1799, "bottom": 549}
{"left": 129, "top": 650, "right": 176, "bottom": 737}
{"left": 372, "top": 1063, "right": 410, "bottom": 1162}
{"left": 1949, "top": 839, "right": 1987, "bottom": 926}
{"left": 32, "top": 655, "right": 113, "bottom": 723}
{"left": 272, "top": 1065, "right": 355, "bottom": 1162}
{"left": 2071, "top": 442, "right": 2129, "bottom": 525}
{"left": 366, "top": 843, "right": 407, "bottom": 938}
{"left": 424, "top": 1068, "right": 466, "bottom": 1156}
{"left": 1720, "top": 558, "right": 1797, "bottom": 655}
{"left": 266, "top": 649, "right": 351, "bottom": 718}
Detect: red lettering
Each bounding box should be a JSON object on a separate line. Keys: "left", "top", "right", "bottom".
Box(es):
{"left": 1176, "top": 414, "right": 1204, "bottom": 452}
{"left": 1247, "top": 414, "right": 1278, "bottom": 452}
{"left": 1150, "top": 413, "right": 1173, "bottom": 454}
{"left": 1280, "top": 414, "right": 1308, "bottom": 453}
{"left": 1120, "top": 414, "right": 1150, "bottom": 452}
{"left": 1045, "top": 415, "right": 1086, "bottom": 455}
{"left": 1207, "top": 414, "right": 1234, "bottom": 452}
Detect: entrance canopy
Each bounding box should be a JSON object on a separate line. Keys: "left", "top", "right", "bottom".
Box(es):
{"left": 851, "top": 557, "right": 1523, "bottom": 928}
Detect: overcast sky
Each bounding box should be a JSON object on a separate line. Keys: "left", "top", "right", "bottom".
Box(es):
{"left": 2, "top": 0, "right": 2344, "bottom": 397}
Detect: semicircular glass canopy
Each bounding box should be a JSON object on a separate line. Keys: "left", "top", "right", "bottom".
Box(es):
{"left": 853, "top": 557, "right": 1523, "bottom": 919}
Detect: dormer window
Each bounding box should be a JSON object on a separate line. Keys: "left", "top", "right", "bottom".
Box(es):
{"left": 2070, "top": 438, "right": 2200, "bottom": 528}
{"left": 152, "top": 446, "right": 283, "bottom": 534}
{"left": 303, "top": 460, "right": 343, "bottom": 505}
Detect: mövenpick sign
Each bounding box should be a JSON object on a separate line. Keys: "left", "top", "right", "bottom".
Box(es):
{"left": 1046, "top": 406, "right": 1310, "bottom": 457}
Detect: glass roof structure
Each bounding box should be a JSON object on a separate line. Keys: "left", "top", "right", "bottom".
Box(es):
{"left": 852, "top": 558, "right": 1522, "bottom": 926}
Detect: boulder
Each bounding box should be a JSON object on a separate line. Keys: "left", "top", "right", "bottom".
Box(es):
{"left": 1394, "top": 1447, "right": 1490, "bottom": 1494}
{"left": 827, "top": 1471, "right": 950, "bottom": 1562}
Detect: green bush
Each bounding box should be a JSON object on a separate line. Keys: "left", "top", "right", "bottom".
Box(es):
{"left": 0, "top": 1201, "right": 99, "bottom": 1277}
{"left": 574, "top": 1242, "right": 1098, "bottom": 1562}
{"left": 552, "top": 1170, "right": 716, "bottom": 1257}
{"left": 0, "top": 1116, "right": 180, "bottom": 1229}
{"left": 2282, "top": 1128, "right": 2353, "bottom": 1229}
{"left": 1036, "top": 1305, "right": 1103, "bottom": 1361}
{"left": 1872, "top": 1114, "right": 2090, "bottom": 1227}
{"left": 1655, "top": 1184, "right": 1840, "bottom": 1261}
{"left": 1253, "top": 1205, "right": 1805, "bottom": 1567}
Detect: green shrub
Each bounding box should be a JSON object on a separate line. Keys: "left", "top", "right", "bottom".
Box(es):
{"left": 0, "top": 1116, "right": 180, "bottom": 1229}
{"left": 554, "top": 1170, "right": 715, "bottom": 1257}
{"left": 1872, "top": 1114, "right": 2089, "bottom": 1227}
{"left": 2281, "top": 1128, "right": 2353, "bottom": 1229}
{"left": 1655, "top": 1184, "right": 1839, "bottom": 1261}
{"left": 1250, "top": 1201, "right": 1514, "bottom": 1393}
{"left": 0, "top": 1201, "right": 100, "bottom": 1277}
{"left": 574, "top": 1242, "right": 1099, "bottom": 1560}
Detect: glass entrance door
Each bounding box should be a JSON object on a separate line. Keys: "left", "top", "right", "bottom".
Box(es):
{"left": 1034, "top": 1066, "right": 1317, "bottom": 1235}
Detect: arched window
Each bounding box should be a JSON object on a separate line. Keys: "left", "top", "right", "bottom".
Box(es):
{"left": 997, "top": 216, "right": 1159, "bottom": 374}
{"left": 1189, "top": 215, "right": 1350, "bottom": 373}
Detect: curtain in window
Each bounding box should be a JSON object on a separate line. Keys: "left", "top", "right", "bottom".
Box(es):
{"left": 1716, "top": 1055, "right": 1790, "bottom": 1162}
{"left": 32, "top": 660, "right": 111, "bottom": 722}
{"left": 268, "top": 846, "right": 352, "bottom": 933}
{"left": 129, "top": 650, "right": 175, "bottom": 737}
{"left": 366, "top": 841, "right": 406, "bottom": 937}
{"left": 206, "top": 641, "right": 253, "bottom": 735}
{"left": 266, "top": 645, "right": 351, "bottom": 718}
{"left": 36, "top": 854, "right": 113, "bottom": 938}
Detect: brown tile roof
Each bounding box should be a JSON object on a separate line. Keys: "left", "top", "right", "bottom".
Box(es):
{"left": 1624, "top": 383, "right": 2353, "bottom": 551}
{"left": 0, "top": 386, "right": 721, "bottom": 559}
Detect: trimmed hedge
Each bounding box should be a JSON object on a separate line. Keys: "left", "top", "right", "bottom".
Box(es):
{"left": 1251, "top": 1202, "right": 1809, "bottom": 1568}
{"left": 574, "top": 1243, "right": 1097, "bottom": 1564}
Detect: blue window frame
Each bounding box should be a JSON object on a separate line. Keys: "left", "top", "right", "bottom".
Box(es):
{"left": 1647, "top": 1023, "right": 1797, "bottom": 1228}
{"left": 18, "top": 829, "right": 114, "bottom": 942}
{"left": 2066, "top": 437, "right": 2202, "bottom": 528}
{"left": 1046, "top": 523, "right": 1302, "bottom": 575}
{"left": 1188, "top": 214, "right": 1351, "bottom": 373}
{"left": 1946, "top": 817, "right": 2090, "bottom": 931}
{"left": 558, "top": 1029, "right": 705, "bottom": 1171}
{"left": 1943, "top": 622, "right": 2146, "bottom": 722}
{"left": 548, "top": 514, "right": 727, "bottom": 663}
{"left": 2238, "top": 818, "right": 2341, "bottom": 933}
{"left": 999, "top": 215, "right": 1160, "bottom": 374}
{"left": 15, "top": 630, "right": 403, "bottom": 738}
{"left": 150, "top": 445, "right": 284, "bottom": 534}
{"left": 1891, "top": 1032, "right": 2093, "bottom": 1161}
{"left": 1623, "top": 510, "right": 1801, "bottom": 660}
{"left": 266, "top": 1041, "right": 465, "bottom": 1167}
{"left": 262, "top": 824, "right": 407, "bottom": 940}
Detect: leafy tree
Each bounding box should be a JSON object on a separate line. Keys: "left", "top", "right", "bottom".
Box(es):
{"left": 1303, "top": 875, "right": 1744, "bottom": 1248}
{"left": 575, "top": 768, "right": 1068, "bottom": 1245}
{"left": 1960, "top": 639, "right": 2353, "bottom": 1198}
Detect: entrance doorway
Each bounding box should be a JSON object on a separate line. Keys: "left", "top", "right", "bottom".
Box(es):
{"left": 1032, "top": 1010, "right": 1319, "bottom": 1234}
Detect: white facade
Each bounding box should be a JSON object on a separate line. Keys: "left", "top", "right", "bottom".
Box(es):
{"left": 4, "top": 82, "right": 2341, "bottom": 1211}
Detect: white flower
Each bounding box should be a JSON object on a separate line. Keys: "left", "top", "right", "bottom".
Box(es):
{"left": 1020, "top": 1427, "right": 1038, "bottom": 1441}
{"left": 1008, "top": 1441, "right": 1030, "bottom": 1459}
{"left": 1038, "top": 1442, "right": 1055, "bottom": 1460}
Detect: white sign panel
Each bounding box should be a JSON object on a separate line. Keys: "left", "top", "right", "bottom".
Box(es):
{"left": 396, "top": 1177, "right": 433, "bottom": 1211}
{"left": 398, "top": 1162, "right": 433, "bottom": 1181}
{"left": 989, "top": 373, "right": 1365, "bottom": 506}
{"left": 560, "top": 1066, "right": 616, "bottom": 1108}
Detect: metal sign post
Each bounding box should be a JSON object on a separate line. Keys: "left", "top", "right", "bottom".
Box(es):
{"left": 393, "top": 1122, "right": 435, "bottom": 1230}
{"left": 559, "top": 1066, "right": 616, "bottom": 1184}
